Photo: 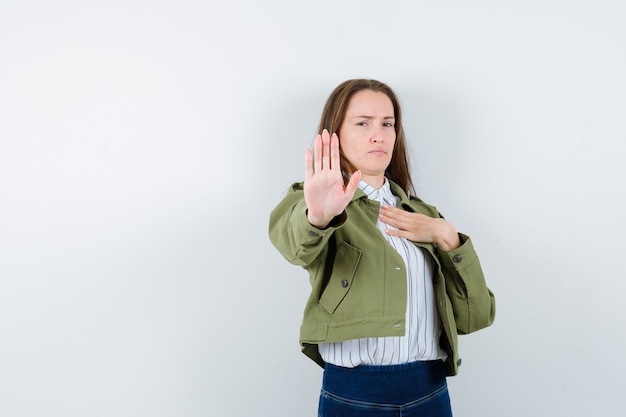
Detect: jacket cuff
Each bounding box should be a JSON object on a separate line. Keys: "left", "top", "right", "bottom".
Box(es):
{"left": 438, "top": 233, "right": 479, "bottom": 271}
{"left": 293, "top": 203, "right": 346, "bottom": 246}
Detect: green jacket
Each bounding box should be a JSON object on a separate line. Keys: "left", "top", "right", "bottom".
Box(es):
{"left": 269, "top": 181, "right": 495, "bottom": 376}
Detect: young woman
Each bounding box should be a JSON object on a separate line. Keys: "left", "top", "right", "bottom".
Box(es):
{"left": 269, "top": 79, "right": 495, "bottom": 417}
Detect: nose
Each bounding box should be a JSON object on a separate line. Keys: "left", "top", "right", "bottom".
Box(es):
{"left": 370, "top": 125, "right": 384, "bottom": 143}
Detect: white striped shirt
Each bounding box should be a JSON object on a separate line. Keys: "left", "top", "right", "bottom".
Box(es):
{"left": 318, "top": 179, "right": 446, "bottom": 367}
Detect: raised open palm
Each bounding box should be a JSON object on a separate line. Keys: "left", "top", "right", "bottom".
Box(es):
{"left": 304, "top": 129, "right": 361, "bottom": 228}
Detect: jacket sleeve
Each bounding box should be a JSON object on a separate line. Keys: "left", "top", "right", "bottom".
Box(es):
{"left": 268, "top": 183, "right": 346, "bottom": 267}
{"left": 438, "top": 233, "right": 496, "bottom": 334}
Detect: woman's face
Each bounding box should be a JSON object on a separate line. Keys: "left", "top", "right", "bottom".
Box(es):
{"left": 339, "top": 89, "right": 396, "bottom": 187}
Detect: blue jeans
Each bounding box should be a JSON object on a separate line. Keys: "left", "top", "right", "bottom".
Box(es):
{"left": 319, "top": 360, "right": 453, "bottom": 417}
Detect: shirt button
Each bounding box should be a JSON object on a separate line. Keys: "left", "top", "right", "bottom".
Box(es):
{"left": 309, "top": 231, "right": 319, "bottom": 237}
{"left": 457, "top": 358, "right": 462, "bottom": 367}
{"left": 341, "top": 279, "right": 349, "bottom": 288}
{"left": 393, "top": 266, "right": 401, "bottom": 271}
{"left": 452, "top": 255, "right": 462, "bottom": 263}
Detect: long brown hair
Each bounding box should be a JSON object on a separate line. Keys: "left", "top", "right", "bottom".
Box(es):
{"left": 317, "top": 79, "right": 415, "bottom": 195}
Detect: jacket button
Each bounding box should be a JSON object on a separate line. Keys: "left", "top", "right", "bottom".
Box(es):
{"left": 452, "top": 255, "right": 462, "bottom": 263}
{"left": 309, "top": 231, "right": 319, "bottom": 237}
{"left": 341, "top": 279, "right": 349, "bottom": 288}
{"left": 457, "top": 358, "right": 462, "bottom": 367}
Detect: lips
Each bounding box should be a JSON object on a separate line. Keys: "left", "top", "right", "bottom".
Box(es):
{"left": 369, "top": 149, "right": 386, "bottom": 156}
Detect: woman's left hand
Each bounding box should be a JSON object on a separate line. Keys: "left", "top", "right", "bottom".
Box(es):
{"left": 379, "top": 205, "right": 461, "bottom": 251}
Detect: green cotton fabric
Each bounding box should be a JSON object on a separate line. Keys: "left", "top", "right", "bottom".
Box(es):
{"left": 268, "top": 181, "right": 495, "bottom": 376}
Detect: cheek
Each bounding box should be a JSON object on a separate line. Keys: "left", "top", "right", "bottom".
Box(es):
{"left": 389, "top": 137, "right": 397, "bottom": 150}
{"left": 338, "top": 135, "right": 356, "bottom": 156}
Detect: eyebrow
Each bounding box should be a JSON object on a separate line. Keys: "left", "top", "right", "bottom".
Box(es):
{"left": 351, "top": 115, "right": 395, "bottom": 119}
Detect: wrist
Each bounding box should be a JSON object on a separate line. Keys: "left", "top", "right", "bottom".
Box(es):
{"left": 435, "top": 221, "right": 460, "bottom": 251}
{"left": 306, "top": 211, "right": 331, "bottom": 229}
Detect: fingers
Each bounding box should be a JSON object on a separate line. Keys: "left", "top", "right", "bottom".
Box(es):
{"left": 379, "top": 205, "right": 412, "bottom": 222}
{"left": 380, "top": 209, "right": 441, "bottom": 244}
{"left": 330, "top": 132, "right": 340, "bottom": 170}
{"left": 310, "top": 129, "right": 337, "bottom": 175}
{"left": 381, "top": 216, "right": 419, "bottom": 242}
{"left": 304, "top": 148, "right": 313, "bottom": 180}
{"left": 321, "top": 129, "right": 331, "bottom": 171}
{"left": 345, "top": 170, "right": 361, "bottom": 195}
{"left": 379, "top": 207, "right": 423, "bottom": 237}
{"left": 313, "top": 133, "right": 322, "bottom": 174}
{"left": 383, "top": 228, "right": 409, "bottom": 239}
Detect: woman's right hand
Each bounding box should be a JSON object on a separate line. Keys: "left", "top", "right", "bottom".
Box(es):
{"left": 304, "top": 129, "right": 361, "bottom": 228}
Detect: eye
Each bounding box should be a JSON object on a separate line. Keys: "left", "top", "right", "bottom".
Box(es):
{"left": 383, "top": 122, "right": 394, "bottom": 127}
{"left": 356, "top": 121, "right": 368, "bottom": 126}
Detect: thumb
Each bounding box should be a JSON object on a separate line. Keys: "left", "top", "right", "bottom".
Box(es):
{"left": 345, "top": 170, "right": 361, "bottom": 196}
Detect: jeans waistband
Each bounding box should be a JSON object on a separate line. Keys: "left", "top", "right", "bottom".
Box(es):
{"left": 322, "top": 360, "right": 447, "bottom": 405}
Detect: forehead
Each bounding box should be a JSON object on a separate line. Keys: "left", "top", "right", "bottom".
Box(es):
{"left": 346, "top": 90, "right": 394, "bottom": 116}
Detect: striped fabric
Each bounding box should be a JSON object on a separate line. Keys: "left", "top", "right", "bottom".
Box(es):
{"left": 318, "top": 179, "right": 446, "bottom": 367}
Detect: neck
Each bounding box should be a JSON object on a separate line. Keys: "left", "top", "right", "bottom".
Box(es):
{"left": 360, "top": 174, "right": 385, "bottom": 189}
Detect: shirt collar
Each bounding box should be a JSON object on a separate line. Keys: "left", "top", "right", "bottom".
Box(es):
{"left": 358, "top": 178, "right": 397, "bottom": 206}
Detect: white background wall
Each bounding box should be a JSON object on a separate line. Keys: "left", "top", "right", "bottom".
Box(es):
{"left": 1, "top": 1, "right": 625, "bottom": 416}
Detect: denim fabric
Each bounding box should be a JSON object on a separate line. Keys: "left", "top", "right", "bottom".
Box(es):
{"left": 318, "top": 360, "right": 453, "bottom": 417}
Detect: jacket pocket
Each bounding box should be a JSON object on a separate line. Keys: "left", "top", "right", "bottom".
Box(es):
{"left": 319, "top": 242, "right": 362, "bottom": 314}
